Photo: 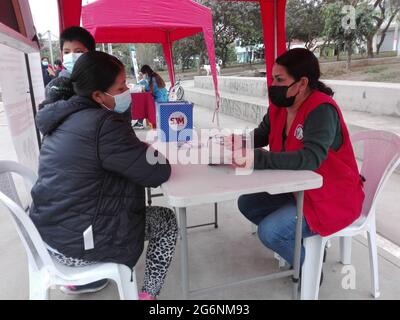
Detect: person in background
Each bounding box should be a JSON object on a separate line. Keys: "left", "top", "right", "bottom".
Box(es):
{"left": 53, "top": 59, "right": 64, "bottom": 77}
{"left": 31, "top": 51, "right": 178, "bottom": 300}
{"left": 137, "top": 71, "right": 148, "bottom": 88}
{"left": 41, "top": 57, "right": 54, "bottom": 87}
{"left": 132, "top": 65, "right": 168, "bottom": 129}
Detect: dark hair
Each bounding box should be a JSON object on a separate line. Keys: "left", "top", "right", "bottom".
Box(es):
{"left": 70, "top": 51, "right": 124, "bottom": 97}
{"left": 275, "top": 48, "right": 334, "bottom": 97}
{"left": 41, "top": 57, "right": 48, "bottom": 61}
{"left": 140, "top": 64, "right": 166, "bottom": 91}
{"left": 60, "top": 26, "right": 96, "bottom": 51}
{"left": 40, "top": 76, "right": 75, "bottom": 109}
{"left": 54, "top": 59, "right": 62, "bottom": 67}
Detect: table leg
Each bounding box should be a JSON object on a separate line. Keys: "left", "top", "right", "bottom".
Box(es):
{"left": 214, "top": 202, "right": 218, "bottom": 228}
{"left": 177, "top": 207, "right": 189, "bottom": 299}
{"left": 292, "top": 191, "right": 304, "bottom": 300}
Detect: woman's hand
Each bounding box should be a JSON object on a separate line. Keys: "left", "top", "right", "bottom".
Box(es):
{"left": 232, "top": 148, "right": 254, "bottom": 169}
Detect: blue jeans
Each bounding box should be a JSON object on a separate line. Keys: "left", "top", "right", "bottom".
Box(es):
{"left": 238, "top": 192, "right": 315, "bottom": 267}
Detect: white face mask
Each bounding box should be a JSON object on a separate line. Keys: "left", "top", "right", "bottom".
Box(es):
{"left": 63, "top": 52, "right": 83, "bottom": 73}
{"left": 102, "top": 89, "right": 132, "bottom": 113}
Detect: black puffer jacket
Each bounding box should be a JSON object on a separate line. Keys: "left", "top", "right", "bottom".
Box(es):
{"left": 30, "top": 95, "right": 170, "bottom": 268}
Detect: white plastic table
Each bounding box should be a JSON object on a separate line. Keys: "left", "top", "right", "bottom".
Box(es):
{"left": 164, "top": 165, "right": 323, "bottom": 299}
{"left": 136, "top": 130, "right": 323, "bottom": 299}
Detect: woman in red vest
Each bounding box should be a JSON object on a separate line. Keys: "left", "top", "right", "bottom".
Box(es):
{"left": 232, "top": 48, "right": 365, "bottom": 271}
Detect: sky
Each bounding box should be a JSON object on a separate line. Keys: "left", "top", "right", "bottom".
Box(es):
{"left": 28, "top": 0, "right": 96, "bottom": 38}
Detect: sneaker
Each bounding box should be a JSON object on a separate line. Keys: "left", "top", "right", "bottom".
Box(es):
{"left": 59, "top": 279, "right": 109, "bottom": 295}
{"left": 139, "top": 292, "right": 157, "bottom": 300}
{"left": 132, "top": 121, "right": 144, "bottom": 129}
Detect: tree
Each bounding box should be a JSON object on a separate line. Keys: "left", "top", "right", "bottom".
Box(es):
{"left": 38, "top": 32, "right": 61, "bottom": 64}
{"left": 363, "top": 0, "right": 400, "bottom": 57}
{"left": 112, "top": 43, "right": 133, "bottom": 72}
{"left": 197, "top": 0, "right": 262, "bottom": 67}
{"left": 322, "top": 1, "right": 375, "bottom": 69}
{"left": 134, "top": 44, "right": 164, "bottom": 70}
{"left": 173, "top": 34, "right": 206, "bottom": 74}
{"left": 375, "top": 0, "right": 400, "bottom": 54}
{"left": 286, "top": 0, "right": 325, "bottom": 50}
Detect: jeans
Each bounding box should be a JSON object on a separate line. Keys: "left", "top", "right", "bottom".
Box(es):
{"left": 238, "top": 192, "right": 315, "bottom": 267}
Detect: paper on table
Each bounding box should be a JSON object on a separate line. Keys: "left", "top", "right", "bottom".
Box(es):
{"left": 129, "top": 84, "right": 144, "bottom": 93}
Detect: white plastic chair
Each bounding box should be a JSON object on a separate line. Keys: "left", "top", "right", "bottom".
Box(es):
{"left": 300, "top": 130, "right": 400, "bottom": 300}
{"left": 0, "top": 160, "right": 138, "bottom": 300}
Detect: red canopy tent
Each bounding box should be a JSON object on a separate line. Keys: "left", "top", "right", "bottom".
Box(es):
{"left": 57, "top": 0, "right": 287, "bottom": 87}
{"left": 81, "top": 0, "right": 220, "bottom": 103}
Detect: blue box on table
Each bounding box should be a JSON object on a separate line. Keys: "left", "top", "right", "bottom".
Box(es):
{"left": 156, "top": 101, "right": 193, "bottom": 142}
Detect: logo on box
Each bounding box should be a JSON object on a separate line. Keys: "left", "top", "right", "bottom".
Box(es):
{"left": 169, "top": 112, "right": 187, "bottom": 131}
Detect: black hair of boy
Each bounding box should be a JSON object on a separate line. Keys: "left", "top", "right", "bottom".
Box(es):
{"left": 59, "top": 26, "right": 96, "bottom": 51}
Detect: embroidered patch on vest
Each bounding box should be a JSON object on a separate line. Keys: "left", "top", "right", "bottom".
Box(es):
{"left": 294, "top": 124, "right": 304, "bottom": 140}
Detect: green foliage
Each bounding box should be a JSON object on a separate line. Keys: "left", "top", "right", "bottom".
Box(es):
{"left": 176, "top": 0, "right": 265, "bottom": 71}
{"left": 38, "top": 32, "right": 61, "bottom": 63}
{"left": 322, "top": 1, "right": 375, "bottom": 67}
{"left": 286, "top": 0, "right": 325, "bottom": 49}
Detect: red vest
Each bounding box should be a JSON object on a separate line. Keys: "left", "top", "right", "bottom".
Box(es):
{"left": 268, "top": 90, "right": 365, "bottom": 236}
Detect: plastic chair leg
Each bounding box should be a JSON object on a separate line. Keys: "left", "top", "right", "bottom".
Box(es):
{"left": 367, "top": 222, "right": 380, "bottom": 298}
{"left": 251, "top": 223, "right": 257, "bottom": 235}
{"left": 300, "top": 236, "right": 326, "bottom": 300}
{"left": 340, "top": 236, "right": 353, "bottom": 265}
{"left": 28, "top": 264, "right": 49, "bottom": 300}
{"left": 115, "top": 265, "right": 138, "bottom": 300}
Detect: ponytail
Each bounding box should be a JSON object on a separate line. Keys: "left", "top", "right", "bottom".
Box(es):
{"left": 316, "top": 80, "right": 334, "bottom": 97}
{"left": 140, "top": 64, "right": 166, "bottom": 91}
{"left": 40, "top": 77, "right": 75, "bottom": 110}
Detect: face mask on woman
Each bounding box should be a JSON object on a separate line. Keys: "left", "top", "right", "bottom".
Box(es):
{"left": 268, "top": 80, "right": 299, "bottom": 108}
{"left": 102, "top": 89, "right": 132, "bottom": 113}
{"left": 42, "top": 60, "right": 49, "bottom": 67}
{"left": 63, "top": 53, "right": 83, "bottom": 73}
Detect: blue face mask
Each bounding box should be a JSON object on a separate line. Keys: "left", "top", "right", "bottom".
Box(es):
{"left": 103, "top": 89, "right": 132, "bottom": 113}
{"left": 63, "top": 53, "right": 83, "bottom": 73}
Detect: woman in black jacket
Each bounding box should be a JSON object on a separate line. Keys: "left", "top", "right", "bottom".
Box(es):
{"left": 30, "top": 51, "right": 177, "bottom": 300}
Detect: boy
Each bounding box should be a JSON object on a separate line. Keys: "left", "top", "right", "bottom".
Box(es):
{"left": 44, "top": 26, "right": 96, "bottom": 101}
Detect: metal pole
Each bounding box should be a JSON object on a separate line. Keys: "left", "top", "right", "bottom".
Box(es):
{"left": 107, "top": 43, "right": 113, "bottom": 55}
{"left": 24, "top": 54, "right": 42, "bottom": 149}
{"left": 177, "top": 207, "right": 189, "bottom": 299}
{"left": 47, "top": 30, "right": 54, "bottom": 66}
{"left": 214, "top": 202, "right": 218, "bottom": 228}
{"left": 292, "top": 191, "right": 304, "bottom": 300}
{"left": 273, "top": 0, "right": 278, "bottom": 59}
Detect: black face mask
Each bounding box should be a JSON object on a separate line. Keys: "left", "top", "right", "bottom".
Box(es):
{"left": 268, "top": 81, "right": 299, "bottom": 108}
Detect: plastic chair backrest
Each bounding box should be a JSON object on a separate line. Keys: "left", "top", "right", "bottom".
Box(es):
{"left": 351, "top": 131, "right": 400, "bottom": 219}
{"left": 0, "top": 171, "right": 23, "bottom": 207}
{"left": 0, "top": 161, "right": 54, "bottom": 272}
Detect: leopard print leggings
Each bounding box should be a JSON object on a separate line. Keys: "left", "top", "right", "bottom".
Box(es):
{"left": 48, "top": 206, "right": 178, "bottom": 297}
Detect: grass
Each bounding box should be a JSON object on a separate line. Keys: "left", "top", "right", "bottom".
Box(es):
{"left": 319, "top": 51, "right": 397, "bottom": 63}
{"left": 322, "top": 61, "right": 400, "bottom": 83}
{"left": 364, "top": 65, "right": 389, "bottom": 74}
